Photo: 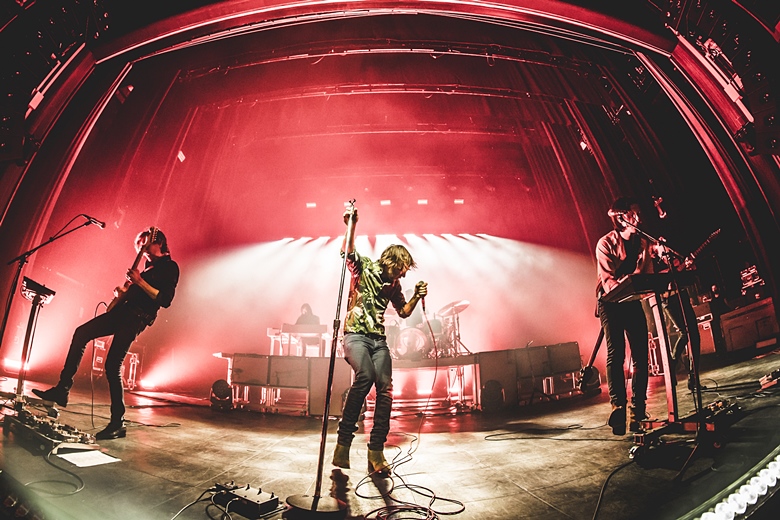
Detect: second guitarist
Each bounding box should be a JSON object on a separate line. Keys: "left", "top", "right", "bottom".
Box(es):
{"left": 33, "top": 227, "right": 179, "bottom": 440}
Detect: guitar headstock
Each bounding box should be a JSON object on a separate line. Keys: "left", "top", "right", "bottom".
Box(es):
{"left": 135, "top": 226, "right": 159, "bottom": 253}
{"left": 147, "top": 226, "right": 159, "bottom": 249}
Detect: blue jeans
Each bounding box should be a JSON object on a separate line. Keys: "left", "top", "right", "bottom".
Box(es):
{"left": 337, "top": 333, "right": 393, "bottom": 451}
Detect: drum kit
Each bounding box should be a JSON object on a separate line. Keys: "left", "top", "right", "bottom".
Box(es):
{"left": 386, "top": 299, "right": 470, "bottom": 360}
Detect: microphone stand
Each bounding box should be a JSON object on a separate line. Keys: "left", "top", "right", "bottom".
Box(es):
{"left": 286, "top": 200, "right": 355, "bottom": 515}
{"left": 0, "top": 217, "right": 96, "bottom": 356}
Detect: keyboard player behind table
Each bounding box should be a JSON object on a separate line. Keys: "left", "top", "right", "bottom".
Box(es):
{"left": 292, "top": 303, "right": 324, "bottom": 356}
{"left": 596, "top": 197, "right": 658, "bottom": 436}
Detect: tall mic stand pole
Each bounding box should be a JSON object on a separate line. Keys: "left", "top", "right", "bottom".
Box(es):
{"left": 619, "top": 216, "right": 705, "bottom": 478}
{"left": 0, "top": 218, "right": 95, "bottom": 355}
{"left": 620, "top": 216, "right": 705, "bottom": 423}
{"left": 286, "top": 200, "right": 355, "bottom": 515}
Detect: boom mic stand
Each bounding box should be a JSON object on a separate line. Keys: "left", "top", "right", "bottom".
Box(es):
{"left": 286, "top": 200, "right": 356, "bottom": 515}
{"left": 0, "top": 216, "right": 98, "bottom": 360}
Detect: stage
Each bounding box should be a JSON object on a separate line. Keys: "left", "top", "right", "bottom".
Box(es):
{"left": 2, "top": 348, "right": 780, "bottom": 520}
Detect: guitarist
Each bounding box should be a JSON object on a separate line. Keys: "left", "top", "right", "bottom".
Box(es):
{"left": 33, "top": 227, "right": 179, "bottom": 440}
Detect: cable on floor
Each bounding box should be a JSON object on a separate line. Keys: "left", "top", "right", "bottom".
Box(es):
{"left": 170, "top": 487, "right": 222, "bottom": 519}
{"left": 23, "top": 447, "right": 86, "bottom": 497}
{"left": 591, "top": 459, "right": 635, "bottom": 520}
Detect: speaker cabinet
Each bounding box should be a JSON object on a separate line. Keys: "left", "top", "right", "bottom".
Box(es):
{"left": 476, "top": 350, "right": 518, "bottom": 411}
{"left": 721, "top": 298, "right": 778, "bottom": 351}
{"left": 546, "top": 342, "right": 582, "bottom": 374}
{"left": 268, "top": 356, "right": 309, "bottom": 387}
{"left": 515, "top": 346, "right": 551, "bottom": 378}
{"left": 308, "top": 357, "right": 353, "bottom": 417}
{"left": 231, "top": 354, "right": 269, "bottom": 385}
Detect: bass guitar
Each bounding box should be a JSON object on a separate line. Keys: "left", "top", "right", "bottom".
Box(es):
{"left": 106, "top": 227, "right": 157, "bottom": 312}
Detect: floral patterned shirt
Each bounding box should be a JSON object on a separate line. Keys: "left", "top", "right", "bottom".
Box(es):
{"left": 343, "top": 250, "right": 407, "bottom": 336}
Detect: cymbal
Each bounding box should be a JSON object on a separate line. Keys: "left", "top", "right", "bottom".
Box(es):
{"left": 437, "top": 300, "right": 469, "bottom": 317}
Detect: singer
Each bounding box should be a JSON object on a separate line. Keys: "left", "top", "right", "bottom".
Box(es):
{"left": 33, "top": 228, "right": 179, "bottom": 440}
{"left": 332, "top": 207, "right": 427, "bottom": 475}
{"left": 596, "top": 197, "right": 654, "bottom": 435}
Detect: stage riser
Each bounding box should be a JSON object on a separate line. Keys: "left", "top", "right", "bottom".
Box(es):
{"left": 224, "top": 344, "right": 582, "bottom": 414}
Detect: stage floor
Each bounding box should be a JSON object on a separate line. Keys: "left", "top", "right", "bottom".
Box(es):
{"left": 3, "top": 348, "right": 780, "bottom": 520}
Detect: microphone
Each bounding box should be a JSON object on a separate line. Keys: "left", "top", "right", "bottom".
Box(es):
{"left": 607, "top": 209, "right": 629, "bottom": 218}
{"left": 83, "top": 214, "right": 106, "bottom": 229}
{"left": 417, "top": 281, "right": 426, "bottom": 312}
{"left": 653, "top": 196, "right": 667, "bottom": 219}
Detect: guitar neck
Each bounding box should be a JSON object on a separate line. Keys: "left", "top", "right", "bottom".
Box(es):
{"left": 130, "top": 248, "right": 145, "bottom": 271}
{"left": 689, "top": 229, "right": 721, "bottom": 261}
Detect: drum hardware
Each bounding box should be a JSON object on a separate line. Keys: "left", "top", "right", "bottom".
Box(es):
{"left": 389, "top": 299, "right": 472, "bottom": 360}
{"left": 437, "top": 300, "right": 472, "bottom": 356}
{"left": 437, "top": 300, "right": 469, "bottom": 317}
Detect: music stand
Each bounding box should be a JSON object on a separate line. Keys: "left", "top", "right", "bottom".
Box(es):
{"left": 7, "top": 278, "right": 56, "bottom": 412}
{"left": 0, "top": 217, "right": 98, "bottom": 415}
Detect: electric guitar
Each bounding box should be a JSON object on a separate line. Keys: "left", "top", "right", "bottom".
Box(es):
{"left": 106, "top": 227, "right": 157, "bottom": 312}
{"left": 672, "top": 229, "right": 721, "bottom": 271}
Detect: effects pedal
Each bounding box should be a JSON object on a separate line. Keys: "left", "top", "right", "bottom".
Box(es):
{"left": 213, "top": 482, "right": 279, "bottom": 518}
{"left": 759, "top": 369, "right": 780, "bottom": 390}
{"left": 3, "top": 409, "right": 96, "bottom": 453}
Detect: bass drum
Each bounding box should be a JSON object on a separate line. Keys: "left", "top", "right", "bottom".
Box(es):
{"left": 393, "top": 327, "right": 430, "bottom": 361}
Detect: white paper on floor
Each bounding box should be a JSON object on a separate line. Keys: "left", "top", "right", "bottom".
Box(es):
{"left": 57, "top": 449, "right": 120, "bottom": 467}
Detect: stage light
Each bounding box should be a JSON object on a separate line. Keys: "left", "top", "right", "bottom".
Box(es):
{"left": 380, "top": 200, "right": 391, "bottom": 206}
{"left": 695, "top": 450, "right": 780, "bottom": 519}
{"left": 713, "top": 501, "right": 736, "bottom": 520}
{"left": 210, "top": 379, "right": 233, "bottom": 410}
{"left": 454, "top": 199, "right": 464, "bottom": 204}
{"left": 417, "top": 199, "right": 428, "bottom": 205}
{"left": 306, "top": 202, "right": 316, "bottom": 208}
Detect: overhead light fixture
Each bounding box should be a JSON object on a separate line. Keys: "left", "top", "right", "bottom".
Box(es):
{"left": 306, "top": 202, "right": 316, "bottom": 208}
{"left": 380, "top": 200, "right": 391, "bottom": 206}
{"left": 417, "top": 199, "right": 428, "bottom": 205}
{"left": 454, "top": 199, "right": 465, "bottom": 205}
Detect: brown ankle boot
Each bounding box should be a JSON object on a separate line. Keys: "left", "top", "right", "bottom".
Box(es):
{"left": 367, "top": 449, "right": 392, "bottom": 476}
{"left": 332, "top": 443, "right": 350, "bottom": 469}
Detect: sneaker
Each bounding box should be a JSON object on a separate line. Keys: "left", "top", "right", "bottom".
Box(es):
{"left": 32, "top": 386, "right": 69, "bottom": 407}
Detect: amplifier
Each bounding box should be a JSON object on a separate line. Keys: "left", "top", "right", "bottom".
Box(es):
{"left": 720, "top": 298, "right": 778, "bottom": 351}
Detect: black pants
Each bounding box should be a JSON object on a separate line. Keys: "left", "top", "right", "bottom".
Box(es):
{"left": 599, "top": 299, "right": 649, "bottom": 409}
{"left": 57, "top": 305, "right": 148, "bottom": 421}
